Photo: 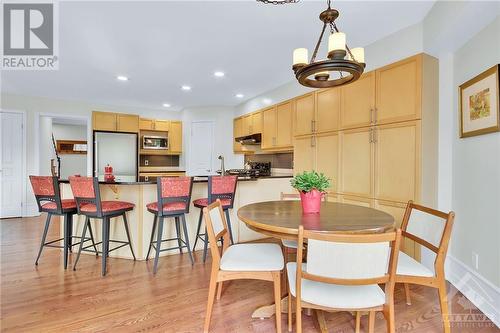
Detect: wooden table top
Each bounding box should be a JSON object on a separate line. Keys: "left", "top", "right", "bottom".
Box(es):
{"left": 237, "top": 201, "right": 395, "bottom": 240}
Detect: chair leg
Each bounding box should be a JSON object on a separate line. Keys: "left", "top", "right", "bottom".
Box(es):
{"left": 73, "top": 216, "right": 90, "bottom": 271}
{"left": 122, "top": 213, "right": 136, "bottom": 260}
{"left": 35, "top": 213, "right": 52, "bottom": 265}
{"left": 146, "top": 215, "right": 158, "bottom": 260}
{"left": 355, "top": 312, "right": 361, "bottom": 333}
{"left": 368, "top": 311, "right": 375, "bottom": 333}
{"left": 153, "top": 217, "right": 164, "bottom": 274}
{"left": 174, "top": 216, "right": 183, "bottom": 253}
{"left": 67, "top": 213, "right": 73, "bottom": 253}
{"left": 101, "top": 217, "right": 109, "bottom": 276}
{"left": 384, "top": 303, "right": 395, "bottom": 333}
{"left": 193, "top": 209, "right": 203, "bottom": 251}
{"left": 63, "top": 213, "right": 71, "bottom": 269}
{"left": 273, "top": 271, "right": 282, "bottom": 333}
{"left": 296, "top": 295, "right": 302, "bottom": 333}
{"left": 86, "top": 217, "right": 99, "bottom": 255}
{"left": 181, "top": 214, "right": 194, "bottom": 265}
{"left": 203, "top": 226, "right": 209, "bottom": 263}
{"left": 288, "top": 293, "right": 292, "bottom": 332}
{"left": 224, "top": 209, "right": 234, "bottom": 244}
{"left": 404, "top": 283, "right": 412, "bottom": 305}
{"left": 216, "top": 282, "right": 223, "bottom": 300}
{"left": 438, "top": 281, "right": 451, "bottom": 333}
{"left": 204, "top": 269, "right": 219, "bottom": 333}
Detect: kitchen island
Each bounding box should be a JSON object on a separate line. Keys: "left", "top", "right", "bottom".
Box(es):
{"left": 60, "top": 176, "right": 293, "bottom": 260}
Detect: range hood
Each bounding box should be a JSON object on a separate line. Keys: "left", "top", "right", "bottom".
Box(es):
{"left": 235, "top": 133, "right": 261, "bottom": 145}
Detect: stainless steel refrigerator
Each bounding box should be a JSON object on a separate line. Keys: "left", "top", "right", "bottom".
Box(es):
{"left": 94, "top": 132, "right": 137, "bottom": 182}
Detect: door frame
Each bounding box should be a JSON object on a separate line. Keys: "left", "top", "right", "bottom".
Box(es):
{"left": 34, "top": 112, "right": 92, "bottom": 178}
{"left": 188, "top": 120, "right": 215, "bottom": 176}
{"left": 0, "top": 109, "right": 27, "bottom": 217}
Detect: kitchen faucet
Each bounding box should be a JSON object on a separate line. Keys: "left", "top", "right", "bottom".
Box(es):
{"left": 218, "top": 155, "right": 225, "bottom": 175}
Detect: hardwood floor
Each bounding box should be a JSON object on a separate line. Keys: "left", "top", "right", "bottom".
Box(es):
{"left": 1, "top": 215, "right": 498, "bottom": 332}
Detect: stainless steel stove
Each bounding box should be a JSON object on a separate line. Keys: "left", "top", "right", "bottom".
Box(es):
{"left": 227, "top": 162, "right": 271, "bottom": 178}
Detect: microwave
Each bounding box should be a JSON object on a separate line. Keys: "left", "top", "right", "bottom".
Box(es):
{"left": 142, "top": 135, "right": 168, "bottom": 150}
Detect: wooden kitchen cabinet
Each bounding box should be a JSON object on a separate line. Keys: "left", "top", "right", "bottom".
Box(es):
{"left": 340, "top": 71, "right": 375, "bottom": 129}
{"left": 276, "top": 101, "right": 293, "bottom": 147}
{"left": 315, "top": 133, "right": 339, "bottom": 193}
{"left": 293, "top": 136, "right": 315, "bottom": 174}
{"left": 316, "top": 88, "right": 340, "bottom": 133}
{"left": 154, "top": 120, "right": 170, "bottom": 131}
{"left": 93, "top": 111, "right": 117, "bottom": 131}
{"left": 375, "top": 120, "right": 421, "bottom": 203}
{"left": 340, "top": 127, "right": 374, "bottom": 198}
{"left": 294, "top": 93, "right": 315, "bottom": 136}
{"left": 139, "top": 118, "right": 170, "bottom": 131}
{"left": 242, "top": 115, "right": 252, "bottom": 136}
{"left": 139, "top": 118, "right": 154, "bottom": 130}
{"left": 168, "top": 121, "right": 182, "bottom": 153}
{"left": 376, "top": 55, "right": 422, "bottom": 124}
{"left": 116, "top": 114, "right": 139, "bottom": 132}
{"left": 261, "top": 107, "right": 276, "bottom": 149}
{"left": 251, "top": 112, "right": 262, "bottom": 134}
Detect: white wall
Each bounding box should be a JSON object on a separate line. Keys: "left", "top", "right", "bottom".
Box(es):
{"left": 52, "top": 123, "right": 87, "bottom": 179}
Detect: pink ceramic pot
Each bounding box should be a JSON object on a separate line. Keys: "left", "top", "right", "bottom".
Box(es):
{"left": 300, "top": 189, "right": 323, "bottom": 214}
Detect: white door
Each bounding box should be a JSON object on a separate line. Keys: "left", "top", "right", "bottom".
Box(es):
{"left": 1, "top": 112, "right": 24, "bottom": 218}
{"left": 189, "top": 121, "right": 214, "bottom": 176}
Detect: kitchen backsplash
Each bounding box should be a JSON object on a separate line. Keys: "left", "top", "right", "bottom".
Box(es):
{"left": 140, "top": 155, "right": 180, "bottom": 167}
{"left": 244, "top": 152, "right": 293, "bottom": 169}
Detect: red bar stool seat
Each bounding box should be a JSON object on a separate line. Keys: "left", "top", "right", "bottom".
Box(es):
{"left": 69, "top": 176, "right": 136, "bottom": 276}
{"left": 192, "top": 175, "right": 238, "bottom": 263}
{"left": 29, "top": 176, "right": 98, "bottom": 269}
{"left": 146, "top": 201, "right": 188, "bottom": 213}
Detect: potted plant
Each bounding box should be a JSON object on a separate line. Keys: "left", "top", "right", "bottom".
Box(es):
{"left": 290, "top": 171, "right": 331, "bottom": 214}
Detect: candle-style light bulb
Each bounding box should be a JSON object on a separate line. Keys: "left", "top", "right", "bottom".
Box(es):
{"left": 328, "top": 32, "right": 346, "bottom": 52}
{"left": 293, "top": 48, "right": 308, "bottom": 67}
{"left": 351, "top": 47, "right": 365, "bottom": 63}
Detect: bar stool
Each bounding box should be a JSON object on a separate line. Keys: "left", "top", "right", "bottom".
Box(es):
{"left": 29, "top": 176, "right": 98, "bottom": 269}
{"left": 145, "top": 176, "right": 194, "bottom": 274}
{"left": 69, "top": 176, "right": 136, "bottom": 276}
{"left": 192, "top": 175, "right": 237, "bottom": 263}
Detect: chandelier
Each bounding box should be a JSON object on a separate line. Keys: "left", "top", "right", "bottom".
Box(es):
{"left": 292, "top": 0, "right": 365, "bottom": 88}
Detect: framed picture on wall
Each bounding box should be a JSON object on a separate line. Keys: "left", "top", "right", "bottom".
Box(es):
{"left": 459, "top": 64, "right": 499, "bottom": 138}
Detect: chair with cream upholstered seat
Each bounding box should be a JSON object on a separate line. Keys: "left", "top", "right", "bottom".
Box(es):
{"left": 288, "top": 226, "right": 402, "bottom": 333}
{"left": 396, "top": 201, "right": 455, "bottom": 333}
{"left": 203, "top": 199, "right": 284, "bottom": 333}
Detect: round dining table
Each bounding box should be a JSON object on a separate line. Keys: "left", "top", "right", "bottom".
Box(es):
{"left": 237, "top": 200, "right": 395, "bottom": 327}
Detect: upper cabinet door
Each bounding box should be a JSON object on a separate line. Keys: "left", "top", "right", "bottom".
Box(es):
{"left": 169, "top": 121, "right": 182, "bottom": 153}
{"left": 93, "top": 112, "right": 117, "bottom": 131}
{"left": 374, "top": 120, "right": 420, "bottom": 203}
{"left": 251, "top": 112, "right": 262, "bottom": 134}
{"left": 340, "top": 127, "right": 374, "bottom": 198}
{"left": 116, "top": 114, "right": 139, "bottom": 133}
{"left": 316, "top": 133, "right": 339, "bottom": 193}
{"left": 316, "top": 88, "right": 340, "bottom": 133}
{"left": 242, "top": 115, "right": 252, "bottom": 136}
{"left": 139, "top": 118, "right": 154, "bottom": 130}
{"left": 340, "top": 72, "right": 375, "bottom": 129}
{"left": 376, "top": 55, "right": 422, "bottom": 124}
{"left": 154, "top": 120, "right": 170, "bottom": 131}
{"left": 261, "top": 107, "right": 277, "bottom": 150}
{"left": 294, "top": 93, "right": 315, "bottom": 136}
{"left": 276, "top": 101, "right": 293, "bottom": 147}
{"left": 293, "top": 136, "right": 315, "bottom": 174}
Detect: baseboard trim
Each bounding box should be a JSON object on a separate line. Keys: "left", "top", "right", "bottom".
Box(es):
{"left": 446, "top": 255, "right": 500, "bottom": 328}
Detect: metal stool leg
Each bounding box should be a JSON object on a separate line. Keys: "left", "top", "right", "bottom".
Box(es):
{"left": 102, "top": 217, "right": 109, "bottom": 276}
{"left": 224, "top": 209, "right": 235, "bottom": 244}
{"left": 73, "top": 216, "right": 90, "bottom": 271}
{"left": 203, "top": 226, "right": 209, "bottom": 263}
{"left": 181, "top": 214, "right": 194, "bottom": 265}
{"left": 35, "top": 213, "right": 52, "bottom": 265}
{"left": 63, "top": 214, "right": 71, "bottom": 269}
{"left": 153, "top": 216, "right": 164, "bottom": 274}
{"left": 175, "top": 216, "right": 183, "bottom": 253}
{"left": 86, "top": 217, "right": 99, "bottom": 255}
{"left": 67, "top": 213, "right": 73, "bottom": 253}
{"left": 122, "top": 213, "right": 136, "bottom": 260}
{"left": 192, "top": 209, "right": 203, "bottom": 251}
{"left": 146, "top": 215, "right": 158, "bottom": 260}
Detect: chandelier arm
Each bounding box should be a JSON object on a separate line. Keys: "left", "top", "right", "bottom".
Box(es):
{"left": 310, "top": 22, "right": 327, "bottom": 64}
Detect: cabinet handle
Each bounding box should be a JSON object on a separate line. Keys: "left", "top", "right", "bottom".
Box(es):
{"left": 311, "top": 136, "right": 316, "bottom": 147}
{"left": 312, "top": 120, "right": 316, "bottom": 133}
{"left": 373, "top": 128, "right": 377, "bottom": 143}
{"left": 369, "top": 128, "right": 373, "bottom": 143}
{"left": 311, "top": 120, "right": 314, "bottom": 133}
{"left": 370, "top": 109, "right": 374, "bottom": 124}
{"left": 374, "top": 108, "right": 378, "bottom": 124}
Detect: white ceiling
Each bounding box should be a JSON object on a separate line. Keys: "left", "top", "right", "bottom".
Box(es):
{"left": 1, "top": 1, "right": 435, "bottom": 111}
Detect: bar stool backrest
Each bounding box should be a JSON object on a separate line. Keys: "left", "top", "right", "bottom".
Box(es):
{"left": 157, "top": 176, "right": 194, "bottom": 216}
{"left": 208, "top": 175, "right": 238, "bottom": 208}
{"left": 68, "top": 176, "right": 102, "bottom": 216}
{"left": 29, "top": 176, "right": 63, "bottom": 214}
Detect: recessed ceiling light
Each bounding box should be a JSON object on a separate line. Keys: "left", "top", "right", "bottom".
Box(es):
{"left": 263, "top": 98, "right": 272, "bottom": 105}
{"left": 162, "top": 103, "right": 171, "bottom": 108}
{"left": 214, "top": 71, "right": 225, "bottom": 78}
{"left": 116, "top": 75, "right": 129, "bottom": 81}
{"left": 235, "top": 93, "right": 244, "bottom": 98}
{"left": 181, "top": 85, "right": 191, "bottom": 91}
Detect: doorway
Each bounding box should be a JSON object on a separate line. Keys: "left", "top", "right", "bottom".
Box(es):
{"left": 189, "top": 120, "right": 214, "bottom": 176}
{"left": 0, "top": 111, "right": 26, "bottom": 218}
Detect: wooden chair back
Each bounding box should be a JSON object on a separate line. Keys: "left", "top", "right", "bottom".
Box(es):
{"left": 203, "top": 199, "right": 231, "bottom": 267}
{"left": 296, "top": 226, "right": 401, "bottom": 304}
{"left": 156, "top": 176, "right": 193, "bottom": 216}
{"left": 400, "top": 201, "right": 455, "bottom": 273}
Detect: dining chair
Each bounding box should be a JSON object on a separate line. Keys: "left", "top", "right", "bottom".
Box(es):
{"left": 396, "top": 201, "right": 455, "bottom": 333}
{"left": 288, "top": 226, "right": 402, "bottom": 333}
{"left": 203, "top": 199, "right": 284, "bottom": 333}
